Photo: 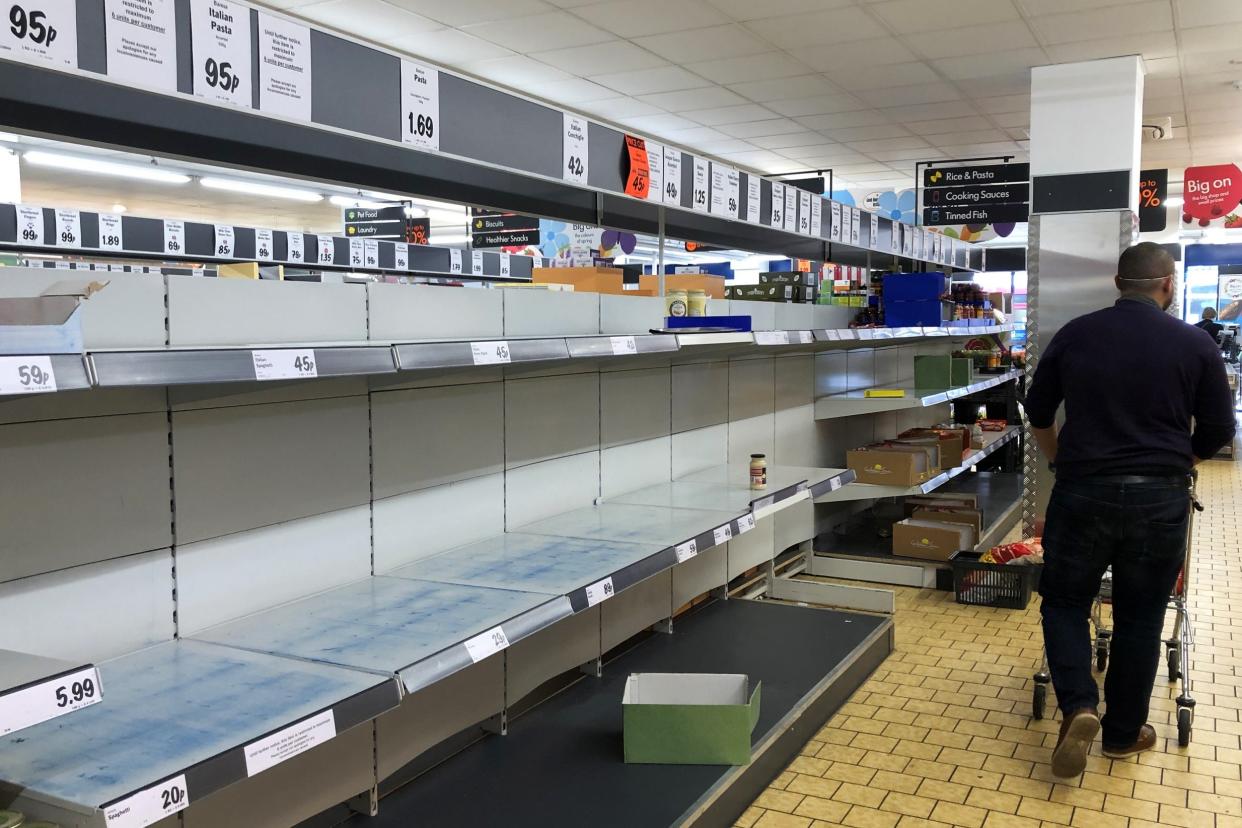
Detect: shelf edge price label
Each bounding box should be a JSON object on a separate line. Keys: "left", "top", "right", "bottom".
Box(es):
{"left": 755, "top": 330, "right": 789, "bottom": 346}
{"left": 98, "top": 213, "right": 124, "bottom": 251}
{"left": 471, "top": 249, "right": 484, "bottom": 275}
{"left": 746, "top": 175, "right": 761, "bottom": 224}
{"left": 213, "top": 224, "right": 235, "bottom": 258}
{"left": 0, "top": 355, "right": 58, "bottom": 395}
{"left": 674, "top": 538, "right": 698, "bottom": 563}
{"left": 163, "top": 219, "right": 185, "bottom": 255}
{"left": 348, "top": 237, "right": 364, "bottom": 268}
{"left": 16, "top": 204, "right": 44, "bottom": 245}
{"left": 870, "top": 213, "right": 879, "bottom": 250}
{"left": 364, "top": 239, "right": 379, "bottom": 269}
{"left": 810, "top": 197, "right": 822, "bottom": 237}
{"left": 400, "top": 60, "right": 440, "bottom": 152}
{"left": 584, "top": 576, "right": 614, "bottom": 607}
{"left": 798, "top": 331, "right": 814, "bottom": 344}
{"left": 251, "top": 349, "right": 318, "bottom": 381}
{"left": 1, "top": 0, "right": 79, "bottom": 69}
{"left": 104, "top": 774, "right": 189, "bottom": 828}
{"left": 318, "top": 236, "right": 335, "bottom": 265}
{"left": 54, "top": 207, "right": 81, "bottom": 247}
{"left": 464, "top": 625, "right": 510, "bottom": 663}
{"left": 798, "top": 190, "right": 811, "bottom": 235}
{"left": 244, "top": 709, "right": 336, "bottom": 776}
{"left": 470, "top": 340, "right": 510, "bottom": 366}
{"left": 255, "top": 228, "right": 274, "bottom": 261}
{"left": 0, "top": 665, "right": 99, "bottom": 736}
{"left": 394, "top": 242, "right": 409, "bottom": 271}
{"left": 662, "top": 146, "right": 681, "bottom": 206}
{"left": 498, "top": 252, "right": 510, "bottom": 278}
{"left": 691, "top": 156, "right": 709, "bottom": 214}
{"left": 830, "top": 201, "right": 842, "bottom": 241}
{"left": 712, "top": 523, "right": 733, "bottom": 546}
{"left": 285, "top": 231, "right": 304, "bottom": 263}
{"left": 737, "top": 513, "right": 756, "bottom": 534}
{"left": 449, "top": 248, "right": 463, "bottom": 275}
{"left": 769, "top": 183, "right": 783, "bottom": 229}
{"left": 562, "top": 113, "right": 589, "bottom": 185}
{"left": 609, "top": 335, "right": 637, "bottom": 356}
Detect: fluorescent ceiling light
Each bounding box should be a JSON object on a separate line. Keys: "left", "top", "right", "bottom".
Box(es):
{"left": 24, "top": 150, "right": 190, "bottom": 183}
{"left": 329, "top": 194, "right": 400, "bottom": 209}
{"left": 428, "top": 209, "right": 470, "bottom": 226}
{"left": 200, "top": 176, "right": 323, "bottom": 202}
{"left": 429, "top": 234, "right": 469, "bottom": 245}
{"left": 361, "top": 189, "right": 408, "bottom": 202}
{"left": 111, "top": 203, "right": 127, "bottom": 213}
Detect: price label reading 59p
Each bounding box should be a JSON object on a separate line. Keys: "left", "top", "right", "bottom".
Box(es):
{"left": 0, "top": 356, "right": 58, "bottom": 395}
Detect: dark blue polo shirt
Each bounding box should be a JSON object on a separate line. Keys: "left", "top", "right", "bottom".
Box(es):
{"left": 1025, "top": 294, "right": 1237, "bottom": 479}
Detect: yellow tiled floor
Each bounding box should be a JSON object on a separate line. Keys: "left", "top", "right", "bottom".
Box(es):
{"left": 741, "top": 460, "right": 1242, "bottom": 828}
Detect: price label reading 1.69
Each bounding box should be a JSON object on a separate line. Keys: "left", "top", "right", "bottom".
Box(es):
{"left": 251, "top": 349, "right": 318, "bottom": 381}
{"left": 401, "top": 60, "right": 440, "bottom": 152}
{"left": 0, "top": 355, "right": 57, "bottom": 395}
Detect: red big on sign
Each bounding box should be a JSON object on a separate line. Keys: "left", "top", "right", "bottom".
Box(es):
{"left": 1183, "top": 163, "right": 1242, "bottom": 225}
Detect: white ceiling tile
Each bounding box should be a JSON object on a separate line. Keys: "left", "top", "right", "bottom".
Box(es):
{"left": 1182, "top": 49, "right": 1242, "bottom": 76}
{"left": 767, "top": 94, "right": 866, "bottom": 117}
{"left": 1043, "top": 31, "right": 1177, "bottom": 62}
{"left": 572, "top": 0, "right": 729, "bottom": 37}
{"left": 577, "top": 97, "right": 666, "bottom": 119}
{"left": 383, "top": 0, "right": 551, "bottom": 27}
{"left": 882, "top": 100, "right": 981, "bottom": 121}
{"left": 685, "top": 52, "right": 808, "bottom": 85}
{"left": 934, "top": 141, "right": 1022, "bottom": 156}
{"left": 780, "top": 145, "right": 868, "bottom": 163}
{"left": 870, "top": 0, "right": 1019, "bottom": 33}
{"left": 543, "top": 0, "right": 601, "bottom": 6}
{"left": 705, "top": 0, "right": 853, "bottom": 21}
{"left": 1187, "top": 108, "right": 1242, "bottom": 126}
{"left": 846, "top": 136, "right": 931, "bottom": 153}
{"left": 1004, "top": 127, "right": 1031, "bottom": 141}
{"left": 682, "top": 104, "right": 778, "bottom": 126}
{"left": 591, "top": 66, "right": 711, "bottom": 95}
{"left": 1144, "top": 97, "right": 1185, "bottom": 119}
{"left": 921, "top": 129, "right": 1010, "bottom": 145}
{"left": 1186, "top": 89, "right": 1242, "bottom": 110}
{"left": 1144, "top": 57, "right": 1181, "bottom": 78}
{"left": 823, "top": 124, "right": 910, "bottom": 142}
{"left": 791, "top": 38, "right": 916, "bottom": 72}
{"left": 862, "top": 147, "right": 937, "bottom": 162}
{"left": 293, "top": 0, "right": 441, "bottom": 40}
{"left": 930, "top": 48, "right": 1048, "bottom": 81}
{"left": 718, "top": 118, "right": 808, "bottom": 138}
{"left": 717, "top": 149, "right": 797, "bottom": 169}
{"left": 1174, "top": 0, "right": 1242, "bottom": 28}
{"left": 856, "top": 83, "right": 961, "bottom": 109}
{"left": 1028, "top": 1, "right": 1171, "bottom": 44}
{"left": 989, "top": 111, "right": 1030, "bottom": 128}
{"left": 911, "top": 21, "right": 1039, "bottom": 60}
{"left": 1180, "top": 23, "right": 1242, "bottom": 54}
{"left": 659, "top": 126, "right": 732, "bottom": 144}
{"left": 904, "top": 116, "right": 994, "bottom": 135}
{"left": 617, "top": 113, "right": 702, "bottom": 133}
{"left": 796, "top": 110, "right": 895, "bottom": 130}
{"left": 966, "top": 73, "right": 1039, "bottom": 98}
{"left": 1014, "top": 0, "right": 1129, "bottom": 13}
{"left": 460, "top": 55, "right": 574, "bottom": 86}
{"left": 523, "top": 78, "right": 618, "bottom": 103}
{"left": 385, "top": 28, "right": 516, "bottom": 65}
{"left": 832, "top": 163, "right": 899, "bottom": 175}
{"left": 743, "top": 7, "right": 887, "bottom": 47}
{"left": 634, "top": 24, "right": 770, "bottom": 63}
{"left": 729, "top": 75, "right": 841, "bottom": 102}
{"left": 530, "top": 41, "right": 667, "bottom": 75}
{"left": 637, "top": 86, "right": 748, "bottom": 111}
{"left": 973, "top": 95, "right": 1030, "bottom": 115}
{"left": 835, "top": 62, "right": 941, "bottom": 92}
{"left": 462, "top": 11, "right": 613, "bottom": 50}
{"left": 748, "top": 131, "right": 830, "bottom": 150}
{"left": 1188, "top": 122, "right": 1242, "bottom": 139}
{"left": 693, "top": 138, "right": 759, "bottom": 154}
{"left": 1145, "top": 75, "right": 1185, "bottom": 98}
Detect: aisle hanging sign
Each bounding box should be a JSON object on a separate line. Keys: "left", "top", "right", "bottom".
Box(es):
{"left": 646, "top": 140, "right": 664, "bottom": 203}
{"left": 257, "top": 13, "right": 312, "bottom": 121}
{"left": 922, "top": 162, "right": 1029, "bottom": 226}
{"left": 190, "top": 0, "right": 251, "bottom": 107}
{"left": 769, "top": 182, "right": 785, "bottom": 229}
{"left": 54, "top": 208, "right": 80, "bottom": 247}
{"left": 98, "top": 213, "right": 124, "bottom": 250}
{"left": 104, "top": 0, "right": 177, "bottom": 91}
{"left": 1138, "top": 168, "right": 1167, "bottom": 233}
{"left": 691, "top": 157, "right": 709, "bottom": 213}
{"left": 255, "top": 227, "right": 273, "bottom": 260}
{"left": 0, "top": 0, "right": 77, "bottom": 68}
{"left": 829, "top": 201, "right": 842, "bottom": 242}
{"left": 783, "top": 186, "right": 796, "bottom": 232}
{"left": 563, "top": 114, "right": 588, "bottom": 185}
{"left": 662, "top": 146, "right": 681, "bottom": 205}
{"left": 623, "top": 135, "right": 650, "bottom": 199}
{"left": 746, "top": 176, "right": 760, "bottom": 224}
{"left": 400, "top": 60, "right": 440, "bottom": 152}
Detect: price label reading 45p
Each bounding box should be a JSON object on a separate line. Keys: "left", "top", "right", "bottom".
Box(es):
{"left": 0, "top": 356, "right": 58, "bottom": 395}
{"left": 470, "top": 340, "right": 511, "bottom": 366}
{"left": 584, "top": 576, "right": 614, "bottom": 607}
{"left": 251, "top": 349, "right": 318, "bottom": 381}
{"left": 104, "top": 774, "right": 189, "bottom": 828}
{"left": 464, "top": 625, "right": 510, "bottom": 663}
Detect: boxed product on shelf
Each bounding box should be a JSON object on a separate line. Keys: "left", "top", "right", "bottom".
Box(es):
{"left": 893, "top": 518, "right": 973, "bottom": 562}
{"left": 531, "top": 266, "right": 636, "bottom": 296}
{"left": 846, "top": 445, "right": 933, "bottom": 486}
{"left": 758, "top": 271, "right": 817, "bottom": 287}
{"left": 641, "top": 273, "right": 727, "bottom": 299}
{"left": 901, "top": 427, "right": 969, "bottom": 465}
{"left": 622, "top": 673, "right": 761, "bottom": 765}
{"left": 888, "top": 435, "right": 944, "bottom": 471}
{"left": 0, "top": 279, "right": 109, "bottom": 355}
{"left": 904, "top": 492, "right": 979, "bottom": 516}
{"left": 914, "top": 355, "right": 975, "bottom": 389}
{"left": 911, "top": 507, "right": 982, "bottom": 547}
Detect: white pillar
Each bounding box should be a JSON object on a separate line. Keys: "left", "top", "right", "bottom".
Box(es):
{"left": 0, "top": 149, "right": 20, "bottom": 203}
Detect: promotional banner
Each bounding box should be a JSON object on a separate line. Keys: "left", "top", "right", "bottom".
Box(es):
{"left": 1183, "top": 164, "right": 1242, "bottom": 227}
{"left": 1138, "top": 169, "right": 1167, "bottom": 233}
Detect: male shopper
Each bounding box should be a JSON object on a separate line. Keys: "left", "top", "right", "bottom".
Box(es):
{"left": 1025, "top": 242, "right": 1235, "bottom": 777}
{"left": 1195, "top": 306, "right": 1224, "bottom": 342}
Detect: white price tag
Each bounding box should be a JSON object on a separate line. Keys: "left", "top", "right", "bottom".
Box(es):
{"left": 746, "top": 175, "right": 760, "bottom": 224}
{"left": 674, "top": 538, "right": 698, "bottom": 562}
{"left": 471, "top": 249, "right": 484, "bottom": 275}
{"left": 662, "top": 146, "right": 681, "bottom": 205}
{"left": 251, "top": 349, "right": 318, "bottom": 381}
{"left": 401, "top": 60, "right": 440, "bottom": 151}
{"left": 584, "top": 576, "right": 614, "bottom": 607}
{"left": 15, "top": 205, "right": 43, "bottom": 245}
{"left": 257, "top": 14, "right": 311, "bottom": 121}
{"left": 190, "top": 0, "right": 251, "bottom": 106}
{"left": 104, "top": 775, "right": 189, "bottom": 828}
{"left": 563, "top": 113, "right": 588, "bottom": 185}
{"left": 364, "top": 239, "right": 379, "bottom": 269}
{"left": 798, "top": 190, "right": 811, "bottom": 235}
{"left": 824, "top": 329, "right": 841, "bottom": 341}
{"left": 0, "top": 665, "right": 98, "bottom": 735}
{"left": 609, "top": 336, "right": 637, "bottom": 356}
{"left": 769, "top": 183, "right": 784, "bottom": 229}
{"left": 393, "top": 242, "right": 409, "bottom": 270}
{"left": 646, "top": 140, "right": 663, "bottom": 203}
{"left": 162, "top": 220, "right": 184, "bottom": 256}
{"left": 830, "top": 201, "right": 842, "bottom": 241}
{"left": 54, "top": 208, "right": 81, "bottom": 247}
{"left": 850, "top": 208, "right": 861, "bottom": 245}
{"left": 348, "top": 238, "right": 364, "bottom": 268}
{"left": 255, "top": 228, "right": 274, "bottom": 261}
{"left": 726, "top": 167, "right": 741, "bottom": 218}
{"left": 783, "top": 186, "right": 797, "bottom": 232}
{"left": 737, "top": 513, "right": 756, "bottom": 534}
{"left": 894, "top": 222, "right": 904, "bottom": 255}
{"left": 464, "top": 626, "right": 510, "bottom": 663}
{"left": 498, "top": 252, "right": 511, "bottom": 278}
{"left": 709, "top": 162, "right": 726, "bottom": 216}
{"left": 213, "top": 224, "right": 234, "bottom": 258}
{"left": 285, "top": 232, "right": 303, "bottom": 263}
{"left": 810, "top": 197, "right": 822, "bottom": 237}
{"left": 712, "top": 523, "right": 733, "bottom": 546}
{"left": 98, "top": 213, "right": 124, "bottom": 251}
{"left": 449, "top": 248, "right": 463, "bottom": 275}
{"left": 0, "top": 0, "right": 77, "bottom": 69}
{"left": 870, "top": 213, "right": 880, "bottom": 249}
{"left": 470, "top": 340, "right": 511, "bottom": 365}
{"left": 104, "top": 0, "right": 176, "bottom": 91}
{"left": 318, "top": 235, "right": 335, "bottom": 265}
{"left": 244, "top": 710, "right": 336, "bottom": 776}
{"left": 691, "top": 156, "right": 708, "bottom": 213}
{"left": 755, "top": 330, "right": 789, "bottom": 345}
{"left": 798, "top": 331, "right": 814, "bottom": 344}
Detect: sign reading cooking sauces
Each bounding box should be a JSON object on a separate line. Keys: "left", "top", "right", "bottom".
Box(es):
{"left": 922, "top": 163, "right": 1030, "bottom": 226}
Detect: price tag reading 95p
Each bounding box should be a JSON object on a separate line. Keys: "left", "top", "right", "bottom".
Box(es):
{"left": 464, "top": 626, "right": 510, "bottom": 663}
{"left": 104, "top": 774, "right": 189, "bottom": 828}
{"left": 251, "top": 349, "right": 318, "bottom": 381}
{"left": 470, "top": 340, "right": 511, "bottom": 366}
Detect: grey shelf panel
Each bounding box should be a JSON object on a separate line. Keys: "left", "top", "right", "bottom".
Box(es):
{"left": 815, "top": 369, "right": 1022, "bottom": 419}
{"left": 517, "top": 502, "right": 741, "bottom": 558}
{"left": 394, "top": 338, "right": 570, "bottom": 371}
{"left": 0, "top": 650, "right": 101, "bottom": 737}
{"left": 0, "top": 640, "right": 399, "bottom": 822}
{"left": 91, "top": 346, "right": 397, "bottom": 387}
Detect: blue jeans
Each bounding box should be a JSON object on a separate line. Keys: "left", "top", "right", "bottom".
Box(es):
{"left": 1039, "top": 476, "right": 1190, "bottom": 747}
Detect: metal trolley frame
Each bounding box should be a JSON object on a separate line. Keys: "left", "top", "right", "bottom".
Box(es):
{"left": 1031, "top": 478, "right": 1203, "bottom": 748}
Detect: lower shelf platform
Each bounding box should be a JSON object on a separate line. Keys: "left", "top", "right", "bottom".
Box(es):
{"left": 342, "top": 598, "right": 892, "bottom": 828}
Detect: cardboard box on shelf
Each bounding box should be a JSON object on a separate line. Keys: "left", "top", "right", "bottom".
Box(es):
{"left": 533, "top": 266, "right": 631, "bottom": 295}
{"left": 911, "top": 507, "right": 982, "bottom": 547}
{"left": 888, "top": 436, "right": 943, "bottom": 471}
{"left": 901, "top": 427, "right": 969, "bottom": 466}
{"left": 0, "top": 279, "right": 109, "bottom": 355}
{"left": 623, "top": 673, "right": 761, "bottom": 765}
{"left": 904, "top": 493, "right": 978, "bottom": 515}
{"left": 847, "top": 446, "right": 932, "bottom": 486}
{"left": 759, "top": 271, "right": 816, "bottom": 287}
{"left": 639, "top": 273, "right": 727, "bottom": 299}
{"left": 893, "top": 519, "right": 973, "bottom": 562}
{"left": 914, "top": 355, "right": 975, "bottom": 390}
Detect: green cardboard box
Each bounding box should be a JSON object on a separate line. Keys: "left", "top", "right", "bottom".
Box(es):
{"left": 951, "top": 357, "right": 974, "bottom": 386}
{"left": 914, "top": 355, "right": 953, "bottom": 389}
{"left": 622, "top": 673, "right": 762, "bottom": 765}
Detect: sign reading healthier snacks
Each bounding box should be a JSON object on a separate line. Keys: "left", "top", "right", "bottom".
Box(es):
{"left": 258, "top": 13, "right": 311, "bottom": 121}
{"left": 0, "top": 0, "right": 77, "bottom": 68}
{"left": 105, "top": 0, "right": 177, "bottom": 91}
{"left": 401, "top": 60, "right": 439, "bottom": 152}
{"left": 190, "top": 0, "right": 251, "bottom": 106}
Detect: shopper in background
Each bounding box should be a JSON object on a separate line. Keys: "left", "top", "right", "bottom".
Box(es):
{"left": 1025, "top": 242, "right": 1236, "bottom": 777}
{"left": 1195, "top": 306, "right": 1224, "bottom": 343}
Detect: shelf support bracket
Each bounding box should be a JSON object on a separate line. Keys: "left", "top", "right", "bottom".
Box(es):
{"left": 347, "top": 786, "right": 379, "bottom": 818}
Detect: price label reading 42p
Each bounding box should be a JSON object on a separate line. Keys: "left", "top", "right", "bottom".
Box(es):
{"left": 0, "top": 356, "right": 58, "bottom": 395}
{"left": 563, "top": 113, "right": 589, "bottom": 185}
{"left": 104, "top": 774, "right": 189, "bottom": 828}
{"left": 251, "top": 349, "right": 318, "bottom": 381}
{"left": 55, "top": 208, "right": 81, "bottom": 247}
{"left": 470, "top": 340, "right": 511, "bottom": 366}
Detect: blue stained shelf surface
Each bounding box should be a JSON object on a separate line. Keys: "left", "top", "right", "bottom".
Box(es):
{"left": 516, "top": 502, "right": 739, "bottom": 549}
{"left": 390, "top": 533, "right": 662, "bottom": 597}
{"left": 192, "top": 576, "right": 557, "bottom": 678}
{"left": 0, "top": 640, "right": 393, "bottom": 809}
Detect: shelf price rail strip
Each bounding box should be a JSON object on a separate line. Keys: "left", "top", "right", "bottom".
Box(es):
{"left": 0, "top": 653, "right": 102, "bottom": 739}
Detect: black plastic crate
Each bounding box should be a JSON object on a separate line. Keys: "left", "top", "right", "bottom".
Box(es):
{"left": 949, "top": 551, "right": 1042, "bottom": 609}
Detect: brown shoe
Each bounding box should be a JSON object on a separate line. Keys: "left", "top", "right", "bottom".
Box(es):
{"left": 1051, "top": 707, "right": 1101, "bottom": 778}
{"left": 1101, "top": 724, "right": 1158, "bottom": 759}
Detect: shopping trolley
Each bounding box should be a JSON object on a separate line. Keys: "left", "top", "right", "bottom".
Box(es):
{"left": 1031, "top": 475, "right": 1204, "bottom": 747}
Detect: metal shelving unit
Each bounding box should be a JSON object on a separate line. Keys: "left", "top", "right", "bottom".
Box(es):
{"left": 814, "top": 369, "right": 1023, "bottom": 419}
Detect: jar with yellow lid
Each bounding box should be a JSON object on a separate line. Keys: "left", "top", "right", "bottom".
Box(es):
{"left": 666, "top": 290, "right": 689, "bottom": 318}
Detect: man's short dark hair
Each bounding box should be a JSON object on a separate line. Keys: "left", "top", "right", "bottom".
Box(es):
{"left": 1117, "top": 242, "right": 1174, "bottom": 282}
